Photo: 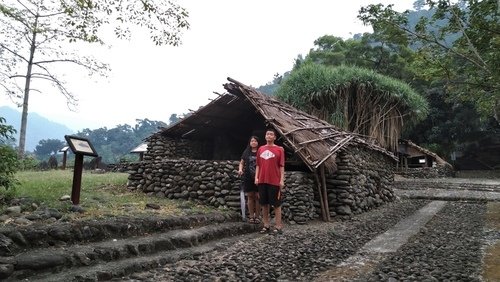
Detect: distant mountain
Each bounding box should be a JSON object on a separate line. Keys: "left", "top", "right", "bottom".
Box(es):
{"left": 0, "top": 106, "right": 74, "bottom": 152}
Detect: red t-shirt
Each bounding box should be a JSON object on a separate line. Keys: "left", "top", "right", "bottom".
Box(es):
{"left": 256, "top": 145, "right": 285, "bottom": 186}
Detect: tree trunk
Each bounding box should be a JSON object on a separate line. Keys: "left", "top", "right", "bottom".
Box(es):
{"left": 18, "top": 15, "right": 38, "bottom": 158}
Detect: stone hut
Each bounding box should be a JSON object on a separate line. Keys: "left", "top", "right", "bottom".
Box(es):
{"left": 127, "top": 78, "right": 398, "bottom": 223}
{"left": 396, "top": 139, "right": 454, "bottom": 178}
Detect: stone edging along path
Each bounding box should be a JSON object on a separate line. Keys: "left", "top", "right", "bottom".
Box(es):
{"left": 0, "top": 211, "right": 259, "bottom": 280}
{"left": 0, "top": 212, "right": 239, "bottom": 256}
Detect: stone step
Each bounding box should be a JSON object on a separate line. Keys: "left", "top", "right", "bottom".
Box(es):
{"left": 0, "top": 212, "right": 238, "bottom": 257}
{"left": 2, "top": 221, "right": 259, "bottom": 281}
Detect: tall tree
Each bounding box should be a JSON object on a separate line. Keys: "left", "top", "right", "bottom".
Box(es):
{"left": 34, "top": 138, "right": 65, "bottom": 159}
{"left": 0, "top": 0, "right": 190, "bottom": 158}
{"left": 358, "top": 0, "right": 500, "bottom": 124}
{"left": 306, "top": 34, "right": 417, "bottom": 81}
{"left": 134, "top": 118, "right": 167, "bottom": 139}
{"left": 168, "top": 114, "right": 179, "bottom": 125}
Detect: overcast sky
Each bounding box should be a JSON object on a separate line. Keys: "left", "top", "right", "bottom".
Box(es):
{"left": 0, "top": 0, "right": 415, "bottom": 131}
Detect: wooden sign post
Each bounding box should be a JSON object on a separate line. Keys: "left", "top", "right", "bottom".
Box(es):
{"left": 64, "top": 135, "right": 98, "bottom": 205}
{"left": 59, "top": 146, "right": 70, "bottom": 170}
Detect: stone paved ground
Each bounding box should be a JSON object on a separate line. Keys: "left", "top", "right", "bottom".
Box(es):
{"left": 2, "top": 177, "right": 499, "bottom": 281}
{"left": 119, "top": 199, "right": 496, "bottom": 282}
{"left": 119, "top": 178, "right": 500, "bottom": 282}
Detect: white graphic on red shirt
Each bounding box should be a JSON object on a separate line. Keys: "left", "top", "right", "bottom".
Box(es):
{"left": 260, "top": 149, "right": 275, "bottom": 160}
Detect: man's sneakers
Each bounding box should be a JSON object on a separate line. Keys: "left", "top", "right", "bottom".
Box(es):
{"left": 259, "top": 226, "right": 270, "bottom": 234}
{"left": 259, "top": 226, "right": 283, "bottom": 235}
{"left": 272, "top": 227, "right": 283, "bottom": 235}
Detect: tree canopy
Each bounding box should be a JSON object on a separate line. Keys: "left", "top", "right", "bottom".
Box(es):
{"left": 358, "top": 0, "right": 500, "bottom": 124}
{"left": 305, "top": 34, "right": 417, "bottom": 81}
{"left": 34, "top": 138, "right": 65, "bottom": 159}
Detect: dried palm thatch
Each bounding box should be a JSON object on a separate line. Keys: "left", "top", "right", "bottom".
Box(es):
{"left": 276, "top": 64, "right": 429, "bottom": 152}
{"left": 225, "top": 78, "right": 397, "bottom": 174}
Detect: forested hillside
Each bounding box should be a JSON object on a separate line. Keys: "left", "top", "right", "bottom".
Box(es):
{"left": 0, "top": 106, "right": 169, "bottom": 164}
{"left": 0, "top": 106, "right": 74, "bottom": 151}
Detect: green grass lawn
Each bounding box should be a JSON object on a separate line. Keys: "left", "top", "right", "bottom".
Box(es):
{"left": 1, "top": 170, "right": 217, "bottom": 221}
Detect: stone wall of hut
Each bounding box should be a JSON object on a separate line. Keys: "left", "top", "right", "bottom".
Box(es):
{"left": 144, "top": 135, "right": 208, "bottom": 161}
{"left": 321, "top": 146, "right": 396, "bottom": 217}
{"left": 127, "top": 140, "right": 396, "bottom": 223}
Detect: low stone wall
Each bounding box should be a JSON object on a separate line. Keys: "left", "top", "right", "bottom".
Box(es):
{"left": 396, "top": 165, "right": 455, "bottom": 178}
{"left": 323, "top": 146, "right": 395, "bottom": 217}
{"left": 127, "top": 160, "right": 317, "bottom": 224}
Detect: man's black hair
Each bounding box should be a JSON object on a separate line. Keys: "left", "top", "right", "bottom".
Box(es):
{"left": 265, "top": 127, "right": 277, "bottom": 135}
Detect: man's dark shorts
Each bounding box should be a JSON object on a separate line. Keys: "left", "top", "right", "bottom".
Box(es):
{"left": 243, "top": 180, "right": 258, "bottom": 193}
{"left": 258, "top": 183, "right": 281, "bottom": 207}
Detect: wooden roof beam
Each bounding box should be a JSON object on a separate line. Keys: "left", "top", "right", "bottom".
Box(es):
{"left": 284, "top": 126, "right": 338, "bottom": 136}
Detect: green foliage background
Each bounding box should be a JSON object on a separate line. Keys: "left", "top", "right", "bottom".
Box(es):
{"left": 0, "top": 117, "right": 18, "bottom": 189}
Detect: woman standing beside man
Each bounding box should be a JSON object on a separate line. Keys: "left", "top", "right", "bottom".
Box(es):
{"left": 238, "top": 136, "right": 261, "bottom": 224}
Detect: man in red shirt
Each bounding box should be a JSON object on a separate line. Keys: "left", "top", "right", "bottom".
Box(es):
{"left": 255, "top": 128, "right": 285, "bottom": 234}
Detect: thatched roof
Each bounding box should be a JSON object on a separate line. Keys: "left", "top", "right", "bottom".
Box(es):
{"left": 154, "top": 78, "right": 397, "bottom": 174}
{"left": 400, "top": 139, "right": 452, "bottom": 168}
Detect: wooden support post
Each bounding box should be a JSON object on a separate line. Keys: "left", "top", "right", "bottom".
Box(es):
{"left": 313, "top": 171, "right": 327, "bottom": 221}
{"left": 320, "top": 165, "right": 331, "bottom": 221}
{"left": 62, "top": 151, "right": 67, "bottom": 170}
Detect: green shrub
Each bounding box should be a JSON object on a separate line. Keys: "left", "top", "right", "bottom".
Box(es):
{"left": 19, "top": 155, "right": 39, "bottom": 171}
{"left": 0, "top": 117, "right": 18, "bottom": 190}
{"left": 0, "top": 145, "right": 18, "bottom": 190}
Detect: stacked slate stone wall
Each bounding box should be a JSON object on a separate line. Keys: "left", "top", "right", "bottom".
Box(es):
{"left": 281, "top": 172, "right": 317, "bottom": 224}
{"left": 396, "top": 165, "right": 455, "bottom": 178}
{"left": 144, "top": 135, "right": 207, "bottom": 161}
{"left": 321, "top": 145, "right": 396, "bottom": 217}
{"left": 127, "top": 160, "right": 317, "bottom": 224}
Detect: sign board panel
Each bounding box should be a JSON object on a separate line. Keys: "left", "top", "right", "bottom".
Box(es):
{"left": 64, "top": 135, "right": 98, "bottom": 157}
